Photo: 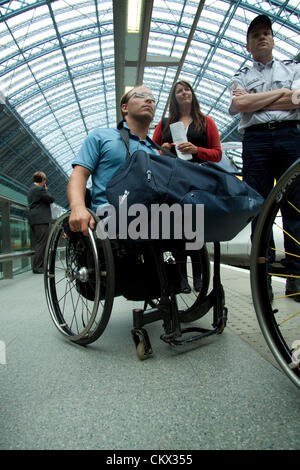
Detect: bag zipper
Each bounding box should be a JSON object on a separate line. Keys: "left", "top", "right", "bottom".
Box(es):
{"left": 146, "top": 170, "right": 152, "bottom": 182}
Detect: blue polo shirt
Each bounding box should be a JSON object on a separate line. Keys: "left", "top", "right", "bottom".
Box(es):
{"left": 72, "top": 124, "right": 159, "bottom": 211}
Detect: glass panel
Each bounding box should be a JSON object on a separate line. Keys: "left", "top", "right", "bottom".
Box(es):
{"left": 0, "top": 0, "right": 299, "bottom": 182}
{"left": 0, "top": 200, "right": 32, "bottom": 279}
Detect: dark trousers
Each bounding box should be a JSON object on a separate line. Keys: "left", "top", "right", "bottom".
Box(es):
{"left": 31, "top": 223, "right": 50, "bottom": 271}
{"left": 174, "top": 250, "right": 202, "bottom": 285}
{"left": 242, "top": 125, "right": 300, "bottom": 274}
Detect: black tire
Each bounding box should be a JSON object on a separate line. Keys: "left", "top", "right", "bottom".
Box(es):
{"left": 44, "top": 212, "right": 115, "bottom": 345}
{"left": 250, "top": 159, "right": 300, "bottom": 390}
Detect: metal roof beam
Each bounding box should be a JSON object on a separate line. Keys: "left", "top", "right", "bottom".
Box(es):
{"left": 46, "top": 0, "right": 88, "bottom": 135}
{"left": 161, "top": 0, "right": 206, "bottom": 117}
{"left": 113, "top": 0, "right": 157, "bottom": 122}
{"left": 134, "top": 0, "right": 153, "bottom": 86}
{"left": 113, "top": 0, "right": 126, "bottom": 124}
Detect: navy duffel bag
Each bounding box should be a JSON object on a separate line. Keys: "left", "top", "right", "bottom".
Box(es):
{"left": 105, "top": 130, "right": 264, "bottom": 243}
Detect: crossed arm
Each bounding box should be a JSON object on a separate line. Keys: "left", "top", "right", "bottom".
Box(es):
{"left": 232, "top": 87, "right": 299, "bottom": 113}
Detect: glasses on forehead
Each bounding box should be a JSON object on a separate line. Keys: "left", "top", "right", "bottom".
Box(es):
{"left": 129, "top": 91, "right": 156, "bottom": 103}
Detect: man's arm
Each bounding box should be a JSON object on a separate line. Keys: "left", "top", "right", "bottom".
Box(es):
{"left": 261, "top": 89, "right": 300, "bottom": 110}
{"left": 232, "top": 87, "right": 291, "bottom": 113}
{"left": 67, "top": 165, "right": 95, "bottom": 236}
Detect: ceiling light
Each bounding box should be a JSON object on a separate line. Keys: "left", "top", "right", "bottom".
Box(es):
{"left": 127, "top": 0, "right": 142, "bottom": 33}
{"left": 124, "top": 86, "right": 134, "bottom": 95}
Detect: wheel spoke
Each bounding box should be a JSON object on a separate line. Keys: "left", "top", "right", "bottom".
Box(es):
{"left": 44, "top": 212, "right": 114, "bottom": 345}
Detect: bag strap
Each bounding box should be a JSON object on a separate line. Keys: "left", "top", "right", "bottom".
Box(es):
{"left": 117, "top": 120, "right": 175, "bottom": 160}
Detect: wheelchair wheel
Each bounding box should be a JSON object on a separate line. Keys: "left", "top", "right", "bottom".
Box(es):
{"left": 250, "top": 159, "right": 300, "bottom": 390}
{"left": 44, "top": 212, "right": 115, "bottom": 345}
{"left": 174, "top": 245, "right": 211, "bottom": 322}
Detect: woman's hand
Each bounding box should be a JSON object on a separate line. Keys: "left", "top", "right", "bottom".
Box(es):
{"left": 177, "top": 142, "right": 198, "bottom": 155}
{"left": 161, "top": 142, "right": 173, "bottom": 151}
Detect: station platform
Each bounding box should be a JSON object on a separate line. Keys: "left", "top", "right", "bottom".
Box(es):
{"left": 0, "top": 264, "right": 299, "bottom": 451}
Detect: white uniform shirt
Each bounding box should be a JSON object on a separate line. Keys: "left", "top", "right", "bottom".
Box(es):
{"left": 229, "top": 58, "right": 300, "bottom": 132}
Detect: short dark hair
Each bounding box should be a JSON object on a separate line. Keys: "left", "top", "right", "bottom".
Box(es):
{"left": 120, "top": 86, "right": 153, "bottom": 118}
{"left": 120, "top": 88, "right": 135, "bottom": 118}
{"left": 247, "top": 14, "right": 273, "bottom": 40}
{"left": 33, "top": 171, "right": 46, "bottom": 183}
{"left": 120, "top": 88, "right": 133, "bottom": 108}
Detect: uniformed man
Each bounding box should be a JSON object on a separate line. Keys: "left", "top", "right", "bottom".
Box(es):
{"left": 229, "top": 14, "right": 300, "bottom": 302}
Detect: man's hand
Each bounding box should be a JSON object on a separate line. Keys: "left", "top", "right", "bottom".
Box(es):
{"left": 69, "top": 206, "right": 95, "bottom": 237}
{"left": 67, "top": 165, "right": 92, "bottom": 236}
{"left": 261, "top": 88, "right": 299, "bottom": 110}
{"left": 232, "top": 87, "right": 296, "bottom": 113}
{"left": 232, "top": 88, "right": 248, "bottom": 97}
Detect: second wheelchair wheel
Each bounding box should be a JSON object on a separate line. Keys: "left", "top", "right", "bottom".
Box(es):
{"left": 250, "top": 159, "right": 300, "bottom": 390}
{"left": 44, "top": 212, "right": 115, "bottom": 345}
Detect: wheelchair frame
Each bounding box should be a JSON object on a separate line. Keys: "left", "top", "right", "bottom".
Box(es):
{"left": 131, "top": 240, "right": 227, "bottom": 358}
{"left": 44, "top": 157, "right": 300, "bottom": 384}
{"left": 44, "top": 210, "right": 227, "bottom": 359}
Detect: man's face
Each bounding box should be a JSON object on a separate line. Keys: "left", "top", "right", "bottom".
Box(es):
{"left": 246, "top": 24, "right": 274, "bottom": 58}
{"left": 122, "top": 86, "right": 156, "bottom": 123}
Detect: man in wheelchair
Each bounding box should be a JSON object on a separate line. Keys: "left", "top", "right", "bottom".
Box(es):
{"left": 67, "top": 84, "right": 205, "bottom": 294}
{"left": 44, "top": 85, "right": 226, "bottom": 357}
{"left": 67, "top": 85, "right": 159, "bottom": 236}
{"left": 67, "top": 84, "right": 183, "bottom": 296}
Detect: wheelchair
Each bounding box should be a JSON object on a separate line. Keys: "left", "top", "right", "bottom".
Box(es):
{"left": 250, "top": 158, "right": 300, "bottom": 390}
{"left": 44, "top": 209, "right": 227, "bottom": 359}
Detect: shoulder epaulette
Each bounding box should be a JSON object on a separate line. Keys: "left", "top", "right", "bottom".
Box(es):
{"left": 282, "top": 59, "right": 296, "bottom": 65}
{"left": 234, "top": 66, "right": 249, "bottom": 77}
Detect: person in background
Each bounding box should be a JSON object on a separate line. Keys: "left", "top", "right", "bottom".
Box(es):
{"left": 229, "top": 14, "right": 300, "bottom": 302}
{"left": 27, "top": 171, "right": 54, "bottom": 274}
{"left": 153, "top": 80, "right": 222, "bottom": 292}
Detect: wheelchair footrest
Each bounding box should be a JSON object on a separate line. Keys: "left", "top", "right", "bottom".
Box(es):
{"left": 160, "top": 319, "right": 226, "bottom": 347}
{"left": 131, "top": 299, "right": 228, "bottom": 358}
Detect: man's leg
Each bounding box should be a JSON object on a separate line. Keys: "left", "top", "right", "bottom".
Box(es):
{"left": 273, "top": 126, "right": 300, "bottom": 301}
{"left": 173, "top": 251, "right": 191, "bottom": 293}
{"left": 242, "top": 129, "right": 275, "bottom": 299}
{"left": 32, "top": 224, "right": 50, "bottom": 273}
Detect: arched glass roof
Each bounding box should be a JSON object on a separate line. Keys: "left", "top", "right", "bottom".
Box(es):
{"left": 0, "top": 0, "right": 299, "bottom": 207}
